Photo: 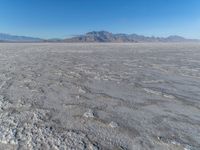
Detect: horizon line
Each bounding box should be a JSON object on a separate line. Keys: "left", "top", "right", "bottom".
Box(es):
{"left": 0, "top": 31, "right": 199, "bottom": 40}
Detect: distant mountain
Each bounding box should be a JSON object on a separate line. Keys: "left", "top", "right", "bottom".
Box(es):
{"left": 0, "top": 33, "right": 42, "bottom": 42}
{"left": 64, "top": 31, "right": 198, "bottom": 43}
{"left": 0, "top": 31, "right": 198, "bottom": 43}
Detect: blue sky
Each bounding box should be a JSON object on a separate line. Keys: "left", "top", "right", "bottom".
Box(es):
{"left": 0, "top": 0, "right": 200, "bottom": 39}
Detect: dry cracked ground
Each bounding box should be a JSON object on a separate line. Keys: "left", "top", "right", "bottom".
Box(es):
{"left": 0, "top": 43, "right": 200, "bottom": 150}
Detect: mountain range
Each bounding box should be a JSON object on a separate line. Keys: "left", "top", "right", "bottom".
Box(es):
{"left": 0, "top": 33, "right": 42, "bottom": 42}
{"left": 0, "top": 31, "right": 199, "bottom": 43}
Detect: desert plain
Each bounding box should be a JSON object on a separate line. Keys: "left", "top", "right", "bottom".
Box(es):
{"left": 0, "top": 43, "right": 200, "bottom": 150}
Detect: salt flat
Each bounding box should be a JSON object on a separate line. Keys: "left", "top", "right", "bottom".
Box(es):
{"left": 0, "top": 43, "right": 200, "bottom": 150}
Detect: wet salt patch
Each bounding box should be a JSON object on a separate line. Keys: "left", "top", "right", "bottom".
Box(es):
{"left": 83, "top": 109, "right": 94, "bottom": 118}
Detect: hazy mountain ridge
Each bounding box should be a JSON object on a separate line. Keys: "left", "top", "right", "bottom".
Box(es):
{"left": 0, "top": 33, "right": 42, "bottom": 42}
{"left": 65, "top": 31, "right": 198, "bottom": 43}
{"left": 0, "top": 31, "right": 199, "bottom": 42}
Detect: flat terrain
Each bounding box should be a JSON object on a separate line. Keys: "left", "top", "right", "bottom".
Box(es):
{"left": 0, "top": 43, "right": 200, "bottom": 150}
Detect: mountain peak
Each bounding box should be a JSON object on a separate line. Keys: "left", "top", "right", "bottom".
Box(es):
{"left": 65, "top": 31, "right": 196, "bottom": 43}
{"left": 86, "top": 31, "right": 112, "bottom": 35}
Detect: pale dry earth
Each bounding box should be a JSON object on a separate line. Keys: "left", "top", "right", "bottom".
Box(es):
{"left": 0, "top": 43, "right": 200, "bottom": 150}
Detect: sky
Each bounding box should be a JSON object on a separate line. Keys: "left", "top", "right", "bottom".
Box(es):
{"left": 0, "top": 0, "right": 200, "bottom": 39}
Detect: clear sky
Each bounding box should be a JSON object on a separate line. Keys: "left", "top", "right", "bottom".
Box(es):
{"left": 0, "top": 0, "right": 200, "bottom": 39}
